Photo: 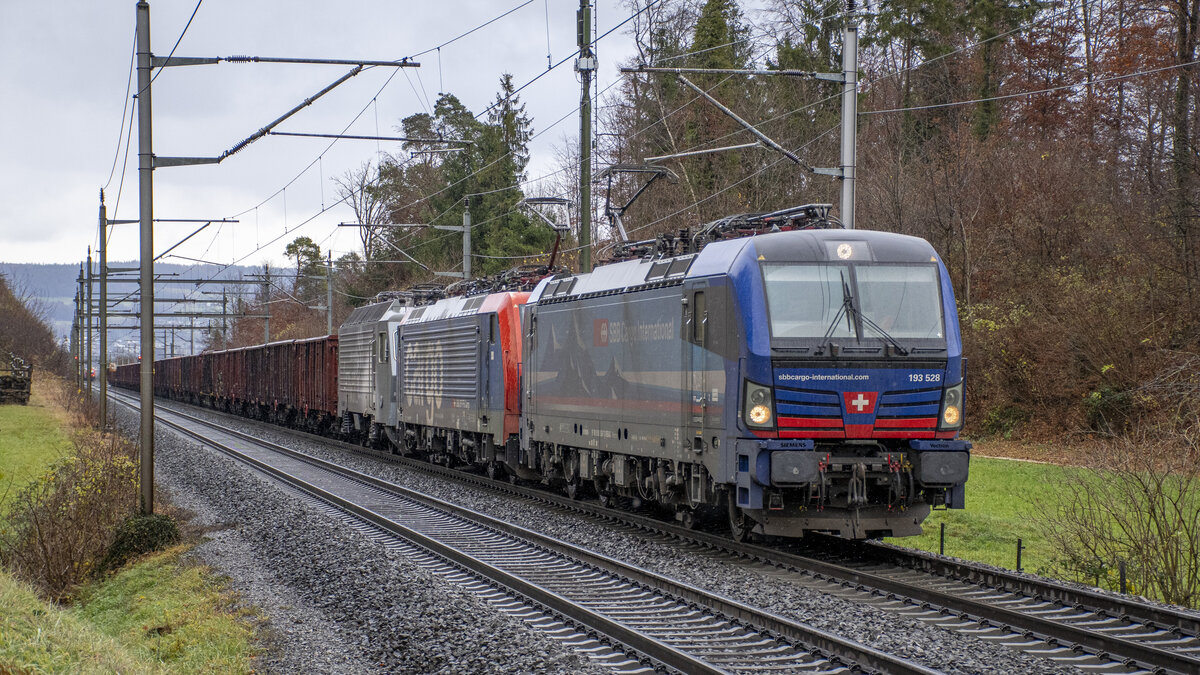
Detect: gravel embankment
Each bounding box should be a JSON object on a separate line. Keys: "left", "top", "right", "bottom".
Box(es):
{"left": 111, "top": 403, "right": 608, "bottom": 675}
{"left": 140, "top": 399, "right": 1086, "bottom": 675}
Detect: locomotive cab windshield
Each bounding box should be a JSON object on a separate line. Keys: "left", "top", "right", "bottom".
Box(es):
{"left": 761, "top": 262, "right": 945, "bottom": 352}
{"left": 727, "top": 229, "right": 969, "bottom": 539}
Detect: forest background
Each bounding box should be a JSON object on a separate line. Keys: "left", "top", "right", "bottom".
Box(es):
{"left": 30, "top": 0, "right": 1200, "bottom": 443}
{"left": 5, "top": 0, "right": 1198, "bottom": 605}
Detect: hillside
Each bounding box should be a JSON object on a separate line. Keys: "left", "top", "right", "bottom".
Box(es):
{"left": 0, "top": 262, "right": 261, "bottom": 344}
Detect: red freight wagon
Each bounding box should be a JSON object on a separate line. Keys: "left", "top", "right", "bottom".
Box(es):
{"left": 110, "top": 335, "right": 339, "bottom": 436}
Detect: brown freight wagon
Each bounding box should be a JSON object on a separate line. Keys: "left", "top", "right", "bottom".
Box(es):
{"left": 110, "top": 336, "right": 339, "bottom": 435}
{"left": 111, "top": 361, "right": 139, "bottom": 390}
{"left": 207, "top": 336, "right": 339, "bottom": 433}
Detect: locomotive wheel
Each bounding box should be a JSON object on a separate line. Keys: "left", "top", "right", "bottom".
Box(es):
{"left": 677, "top": 506, "right": 699, "bottom": 530}
{"left": 597, "top": 491, "right": 613, "bottom": 508}
{"left": 564, "top": 476, "right": 582, "bottom": 500}
{"left": 727, "top": 499, "right": 755, "bottom": 542}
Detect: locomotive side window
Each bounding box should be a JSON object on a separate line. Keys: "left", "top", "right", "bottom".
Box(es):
{"left": 692, "top": 291, "right": 706, "bottom": 345}
{"left": 856, "top": 265, "right": 944, "bottom": 339}
{"left": 762, "top": 264, "right": 853, "bottom": 338}
{"left": 378, "top": 331, "right": 388, "bottom": 363}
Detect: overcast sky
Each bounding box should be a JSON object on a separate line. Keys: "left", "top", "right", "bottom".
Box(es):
{"left": 0, "top": 0, "right": 646, "bottom": 271}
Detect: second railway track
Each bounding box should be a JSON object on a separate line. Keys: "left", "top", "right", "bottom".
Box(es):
{"left": 112, "top": 389, "right": 939, "bottom": 675}
{"left": 119, "top": 390, "right": 1200, "bottom": 675}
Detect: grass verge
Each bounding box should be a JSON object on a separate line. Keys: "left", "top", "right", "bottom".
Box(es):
{"left": 1, "top": 547, "right": 258, "bottom": 674}
{"left": 1, "top": 374, "right": 261, "bottom": 673}
{"left": 0, "top": 375, "right": 72, "bottom": 514}
{"left": 888, "top": 455, "right": 1068, "bottom": 576}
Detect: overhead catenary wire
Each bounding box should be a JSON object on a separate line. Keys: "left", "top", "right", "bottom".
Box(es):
{"left": 172, "top": 0, "right": 670, "bottom": 292}
{"left": 863, "top": 59, "right": 1195, "bottom": 115}
{"left": 103, "top": 32, "right": 137, "bottom": 192}
{"left": 139, "top": 2, "right": 838, "bottom": 296}
{"left": 148, "top": 0, "right": 204, "bottom": 86}
{"left": 157, "top": 0, "right": 1095, "bottom": 312}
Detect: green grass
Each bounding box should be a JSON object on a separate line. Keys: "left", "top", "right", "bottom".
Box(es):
{"left": 0, "top": 390, "right": 72, "bottom": 512}
{"left": 1, "top": 376, "right": 261, "bottom": 673}
{"left": 1, "top": 547, "right": 259, "bottom": 674}
{"left": 73, "top": 546, "right": 260, "bottom": 673}
{"left": 889, "top": 456, "right": 1069, "bottom": 575}
{"left": 0, "top": 568, "right": 147, "bottom": 673}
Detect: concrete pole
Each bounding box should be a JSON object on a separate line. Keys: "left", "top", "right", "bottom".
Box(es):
{"left": 462, "top": 200, "right": 472, "bottom": 280}
{"left": 136, "top": 0, "right": 155, "bottom": 515}
{"left": 86, "top": 248, "right": 94, "bottom": 398}
{"left": 99, "top": 190, "right": 108, "bottom": 425}
{"left": 72, "top": 290, "right": 80, "bottom": 387}
{"left": 77, "top": 267, "right": 85, "bottom": 387}
{"left": 577, "top": 0, "right": 594, "bottom": 272}
{"left": 839, "top": 1, "right": 859, "bottom": 230}
{"left": 326, "top": 251, "right": 333, "bottom": 335}
{"left": 263, "top": 270, "right": 270, "bottom": 343}
{"left": 222, "top": 289, "right": 228, "bottom": 348}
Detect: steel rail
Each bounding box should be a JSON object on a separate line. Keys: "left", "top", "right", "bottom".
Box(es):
{"left": 111, "top": 391, "right": 937, "bottom": 675}
{"left": 108, "top": 392, "right": 700, "bottom": 674}
{"left": 330, "top": 441, "right": 1200, "bottom": 675}
{"left": 857, "top": 540, "right": 1200, "bottom": 638}
{"left": 114, "top": 388, "right": 1200, "bottom": 674}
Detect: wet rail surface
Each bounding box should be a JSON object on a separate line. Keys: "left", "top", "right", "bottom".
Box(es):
{"left": 112, "top": 390, "right": 939, "bottom": 675}
{"left": 116, "top": 390, "right": 1200, "bottom": 675}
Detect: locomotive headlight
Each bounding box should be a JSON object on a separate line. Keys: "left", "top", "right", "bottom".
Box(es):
{"left": 744, "top": 380, "right": 775, "bottom": 429}
{"left": 942, "top": 404, "right": 961, "bottom": 427}
{"left": 939, "top": 382, "right": 964, "bottom": 430}
{"left": 749, "top": 404, "right": 772, "bottom": 425}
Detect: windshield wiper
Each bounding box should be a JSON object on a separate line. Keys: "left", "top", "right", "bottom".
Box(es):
{"left": 817, "top": 272, "right": 856, "bottom": 355}
{"left": 858, "top": 312, "right": 910, "bottom": 356}
{"left": 818, "top": 272, "right": 910, "bottom": 356}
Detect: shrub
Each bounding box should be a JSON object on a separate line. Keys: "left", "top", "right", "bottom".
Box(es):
{"left": 1083, "top": 386, "right": 1135, "bottom": 434}
{"left": 0, "top": 429, "right": 138, "bottom": 600}
{"left": 100, "top": 514, "right": 180, "bottom": 573}
{"left": 979, "top": 405, "right": 1031, "bottom": 439}
{"left": 1038, "top": 423, "right": 1200, "bottom": 608}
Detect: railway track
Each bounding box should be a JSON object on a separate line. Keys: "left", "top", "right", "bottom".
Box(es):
{"left": 480, "top": 472, "right": 1200, "bottom": 675}
{"left": 120, "top": 391, "right": 1200, "bottom": 674}
{"left": 112, "top": 390, "right": 938, "bottom": 675}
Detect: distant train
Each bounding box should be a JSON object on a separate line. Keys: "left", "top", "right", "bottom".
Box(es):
{"left": 114, "top": 209, "right": 970, "bottom": 539}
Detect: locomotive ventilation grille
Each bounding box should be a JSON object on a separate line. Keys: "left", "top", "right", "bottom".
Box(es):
{"left": 775, "top": 384, "right": 942, "bottom": 439}
{"left": 401, "top": 323, "right": 479, "bottom": 399}
{"left": 338, "top": 330, "right": 376, "bottom": 396}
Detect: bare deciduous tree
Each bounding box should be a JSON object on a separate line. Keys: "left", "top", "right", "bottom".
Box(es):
{"left": 334, "top": 160, "right": 388, "bottom": 260}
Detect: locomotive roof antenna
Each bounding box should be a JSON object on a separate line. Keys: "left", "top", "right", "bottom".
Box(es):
{"left": 517, "top": 197, "right": 572, "bottom": 270}
{"left": 594, "top": 164, "right": 677, "bottom": 243}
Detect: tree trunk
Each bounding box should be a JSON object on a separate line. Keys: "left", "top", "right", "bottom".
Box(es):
{"left": 1172, "top": 0, "right": 1200, "bottom": 320}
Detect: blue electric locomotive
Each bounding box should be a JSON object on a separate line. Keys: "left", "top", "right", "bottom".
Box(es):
{"left": 522, "top": 224, "right": 969, "bottom": 539}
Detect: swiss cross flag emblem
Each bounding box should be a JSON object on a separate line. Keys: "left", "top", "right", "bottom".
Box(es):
{"left": 594, "top": 319, "right": 609, "bottom": 347}
{"left": 843, "top": 391, "right": 878, "bottom": 415}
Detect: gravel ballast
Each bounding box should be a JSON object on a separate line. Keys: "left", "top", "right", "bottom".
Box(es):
{"left": 131, "top": 398, "right": 1084, "bottom": 674}
{"left": 111, "top": 404, "right": 608, "bottom": 675}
